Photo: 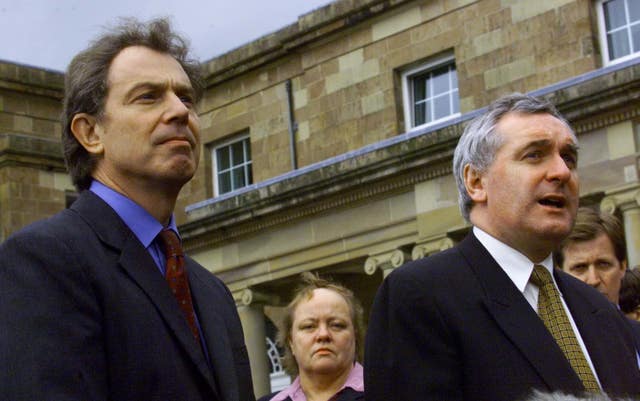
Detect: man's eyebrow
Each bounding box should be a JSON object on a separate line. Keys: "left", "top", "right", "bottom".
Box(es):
{"left": 123, "top": 81, "right": 195, "bottom": 98}
{"left": 123, "top": 81, "right": 165, "bottom": 98}
{"left": 520, "top": 139, "right": 552, "bottom": 150}
{"left": 522, "top": 139, "right": 579, "bottom": 152}
{"left": 562, "top": 142, "right": 579, "bottom": 159}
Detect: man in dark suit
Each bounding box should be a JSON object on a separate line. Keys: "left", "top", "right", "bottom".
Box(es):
{"left": 0, "top": 18, "right": 255, "bottom": 401}
{"left": 364, "top": 93, "right": 640, "bottom": 400}
{"left": 555, "top": 208, "right": 640, "bottom": 357}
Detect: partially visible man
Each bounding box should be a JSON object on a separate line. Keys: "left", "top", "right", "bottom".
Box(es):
{"left": 555, "top": 207, "right": 627, "bottom": 304}
{"left": 0, "top": 18, "right": 254, "bottom": 401}
{"left": 621, "top": 267, "right": 640, "bottom": 321}
{"left": 364, "top": 93, "right": 640, "bottom": 401}
{"left": 555, "top": 208, "right": 640, "bottom": 366}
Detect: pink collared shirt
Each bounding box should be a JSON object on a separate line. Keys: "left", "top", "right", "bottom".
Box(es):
{"left": 270, "top": 362, "right": 364, "bottom": 401}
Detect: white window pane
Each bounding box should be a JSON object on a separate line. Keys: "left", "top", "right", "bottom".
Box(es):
{"left": 632, "top": 24, "right": 640, "bottom": 52}
{"left": 451, "top": 69, "right": 458, "bottom": 89}
{"left": 604, "top": 0, "right": 627, "bottom": 30}
{"left": 232, "top": 167, "right": 246, "bottom": 189}
{"left": 214, "top": 135, "right": 252, "bottom": 195}
{"left": 219, "top": 171, "right": 231, "bottom": 194}
{"left": 452, "top": 90, "right": 460, "bottom": 114}
{"left": 414, "top": 102, "right": 426, "bottom": 125}
{"left": 629, "top": 0, "right": 640, "bottom": 22}
{"left": 413, "top": 77, "right": 427, "bottom": 102}
{"left": 244, "top": 138, "right": 252, "bottom": 160}
{"left": 231, "top": 141, "right": 245, "bottom": 166}
{"left": 431, "top": 68, "right": 450, "bottom": 95}
{"left": 433, "top": 95, "right": 450, "bottom": 120}
{"left": 608, "top": 29, "right": 631, "bottom": 59}
{"left": 406, "top": 58, "right": 459, "bottom": 128}
{"left": 216, "top": 147, "right": 230, "bottom": 170}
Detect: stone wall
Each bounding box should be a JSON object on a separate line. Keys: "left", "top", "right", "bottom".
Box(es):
{"left": 0, "top": 61, "right": 68, "bottom": 241}
{"left": 190, "top": 0, "right": 597, "bottom": 207}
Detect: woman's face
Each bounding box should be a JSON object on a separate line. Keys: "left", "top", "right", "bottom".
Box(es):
{"left": 289, "top": 288, "right": 356, "bottom": 377}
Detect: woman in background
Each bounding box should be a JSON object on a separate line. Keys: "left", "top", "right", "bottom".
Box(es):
{"left": 258, "top": 272, "right": 364, "bottom": 401}
{"left": 620, "top": 266, "right": 640, "bottom": 321}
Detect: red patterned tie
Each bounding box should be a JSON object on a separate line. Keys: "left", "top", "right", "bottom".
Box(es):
{"left": 158, "top": 229, "right": 200, "bottom": 342}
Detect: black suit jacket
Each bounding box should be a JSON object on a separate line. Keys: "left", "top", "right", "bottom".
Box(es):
{"left": 626, "top": 317, "right": 640, "bottom": 355}
{"left": 0, "top": 191, "right": 255, "bottom": 401}
{"left": 364, "top": 233, "right": 640, "bottom": 401}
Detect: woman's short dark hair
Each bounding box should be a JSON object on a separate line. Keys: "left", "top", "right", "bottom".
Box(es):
{"left": 620, "top": 267, "right": 640, "bottom": 314}
{"left": 276, "top": 272, "right": 364, "bottom": 377}
{"left": 62, "top": 17, "right": 203, "bottom": 191}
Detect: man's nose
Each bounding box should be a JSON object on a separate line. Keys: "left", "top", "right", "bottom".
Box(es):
{"left": 163, "top": 92, "right": 190, "bottom": 123}
{"left": 546, "top": 153, "right": 572, "bottom": 182}
{"left": 584, "top": 267, "right": 601, "bottom": 287}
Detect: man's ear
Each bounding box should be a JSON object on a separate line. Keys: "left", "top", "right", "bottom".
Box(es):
{"left": 70, "top": 113, "right": 104, "bottom": 155}
{"left": 463, "top": 164, "right": 487, "bottom": 203}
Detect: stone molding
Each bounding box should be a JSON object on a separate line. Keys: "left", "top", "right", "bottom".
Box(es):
{"left": 0, "top": 60, "right": 64, "bottom": 99}
{"left": 364, "top": 249, "right": 411, "bottom": 276}
{"left": 411, "top": 236, "right": 454, "bottom": 260}
{"left": 203, "top": 0, "right": 410, "bottom": 86}
{"left": 543, "top": 61, "right": 640, "bottom": 134}
{"left": 0, "top": 132, "right": 65, "bottom": 171}
{"left": 600, "top": 183, "right": 640, "bottom": 214}
{"left": 183, "top": 157, "right": 454, "bottom": 251}
{"left": 234, "top": 288, "right": 281, "bottom": 307}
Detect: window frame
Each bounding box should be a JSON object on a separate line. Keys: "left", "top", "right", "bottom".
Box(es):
{"left": 596, "top": 0, "right": 640, "bottom": 65}
{"left": 211, "top": 133, "right": 253, "bottom": 197}
{"left": 401, "top": 53, "right": 460, "bottom": 131}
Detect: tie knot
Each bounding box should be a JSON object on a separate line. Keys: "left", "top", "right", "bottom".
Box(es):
{"left": 158, "top": 229, "right": 183, "bottom": 258}
{"left": 530, "top": 264, "right": 552, "bottom": 287}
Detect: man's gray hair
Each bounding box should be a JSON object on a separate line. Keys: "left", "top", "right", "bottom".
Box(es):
{"left": 452, "top": 93, "right": 574, "bottom": 222}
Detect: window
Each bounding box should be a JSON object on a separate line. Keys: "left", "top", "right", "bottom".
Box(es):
{"left": 212, "top": 135, "right": 253, "bottom": 196}
{"left": 402, "top": 55, "right": 460, "bottom": 130}
{"left": 597, "top": 0, "right": 640, "bottom": 64}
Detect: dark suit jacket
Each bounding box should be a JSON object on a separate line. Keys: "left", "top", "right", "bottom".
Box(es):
{"left": 627, "top": 317, "right": 640, "bottom": 355}
{"left": 364, "top": 233, "right": 640, "bottom": 401}
{"left": 0, "top": 191, "right": 255, "bottom": 401}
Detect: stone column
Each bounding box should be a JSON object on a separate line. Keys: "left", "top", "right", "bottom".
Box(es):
{"left": 601, "top": 184, "right": 640, "bottom": 267}
{"left": 364, "top": 249, "right": 411, "bottom": 278}
{"left": 235, "top": 288, "right": 273, "bottom": 398}
{"left": 411, "top": 236, "right": 454, "bottom": 260}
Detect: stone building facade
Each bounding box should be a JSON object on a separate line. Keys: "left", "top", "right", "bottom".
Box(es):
{"left": 2, "top": 0, "right": 640, "bottom": 397}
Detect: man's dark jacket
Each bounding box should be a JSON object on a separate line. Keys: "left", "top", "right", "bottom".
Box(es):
{"left": 364, "top": 232, "right": 640, "bottom": 401}
{"left": 0, "top": 191, "right": 255, "bottom": 401}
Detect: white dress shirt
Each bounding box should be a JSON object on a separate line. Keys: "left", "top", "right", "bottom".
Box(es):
{"left": 473, "top": 226, "right": 602, "bottom": 388}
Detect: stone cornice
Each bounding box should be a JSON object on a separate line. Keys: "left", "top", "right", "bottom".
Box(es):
{"left": 202, "top": 0, "right": 411, "bottom": 86}
{"left": 536, "top": 60, "right": 640, "bottom": 133}
{"left": 0, "top": 133, "right": 65, "bottom": 171}
{"left": 0, "top": 60, "right": 64, "bottom": 99}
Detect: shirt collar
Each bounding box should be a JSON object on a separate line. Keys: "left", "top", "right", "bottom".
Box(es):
{"left": 270, "top": 362, "right": 363, "bottom": 401}
{"left": 473, "top": 226, "right": 554, "bottom": 293}
{"left": 89, "top": 180, "right": 178, "bottom": 246}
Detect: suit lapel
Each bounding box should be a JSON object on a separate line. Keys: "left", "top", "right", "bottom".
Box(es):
{"left": 188, "top": 264, "right": 238, "bottom": 401}
{"left": 118, "top": 241, "right": 218, "bottom": 390}
{"left": 555, "top": 272, "right": 639, "bottom": 391}
{"left": 72, "top": 191, "right": 218, "bottom": 395}
{"left": 459, "top": 234, "right": 584, "bottom": 392}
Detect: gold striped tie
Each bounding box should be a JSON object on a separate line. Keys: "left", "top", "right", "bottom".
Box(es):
{"left": 530, "top": 265, "right": 600, "bottom": 393}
